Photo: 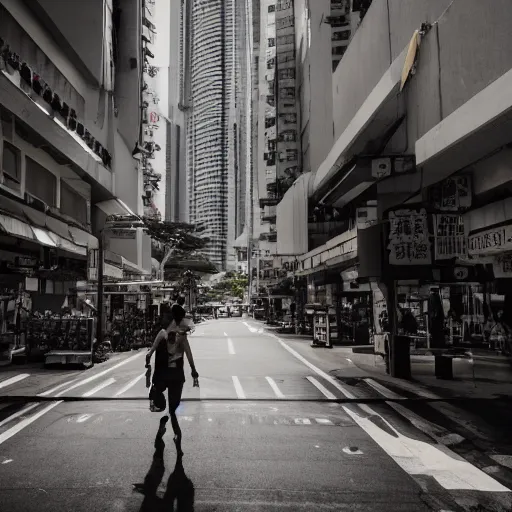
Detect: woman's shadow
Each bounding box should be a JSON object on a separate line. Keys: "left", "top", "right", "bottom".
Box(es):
{"left": 133, "top": 416, "right": 195, "bottom": 511}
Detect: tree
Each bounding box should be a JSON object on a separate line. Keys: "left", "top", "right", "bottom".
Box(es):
{"left": 142, "top": 217, "right": 211, "bottom": 277}
{"left": 204, "top": 272, "right": 248, "bottom": 301}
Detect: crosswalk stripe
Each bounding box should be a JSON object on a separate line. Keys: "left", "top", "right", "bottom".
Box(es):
{"left": 232, "top": 376, "right": 245, "bottom": 399}
{"left": 82, "top": 377, "right": 116, "bottom": 397}
{"left": 37, "top": 379, "right": 78, "bottom": 397}
{"left": 0, "top": 374, "right": 30, "bottom": 389}
{"left": 0, "top": 403, "right": 39, "bottom": 428}
{"left": 115, "top": 373, "right": 145, "bottom": 396}
{"left": 265, "top": 377, "right": 285, "bottom": 398}
{"left": 55, "top": 351, "right": 144, "bottom": 397}
{"left": 227, "top": 338, "right": 235, "bottom": 355}
{"left": 306, "top": 376, "right": 336, "bottom": 400}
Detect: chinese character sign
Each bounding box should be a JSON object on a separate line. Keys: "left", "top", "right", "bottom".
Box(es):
{"left": 388, "top": 209, "right": 431, "bottom": 265}
{"left": 434, "top": 214, "right": 467, "bottom": 260}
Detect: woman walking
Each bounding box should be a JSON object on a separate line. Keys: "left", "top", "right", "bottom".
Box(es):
{"left": 146, "top": 304, "right": 199, "bottom": 452}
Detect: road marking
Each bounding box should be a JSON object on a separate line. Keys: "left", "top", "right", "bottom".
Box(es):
{"left": 82, "top": 377, "right": 116, "bottom": 397}
{"left": 265, "top": 377, "right": 285, "bottom": 398}
{"left": 263, "top": 327, "right": 508, "bottom": 492}
{"left": 114, "top": 373, "right": 145, "bottom": 396}
{"left": 76, "top": 414, "right": 93, "bottom": 423}
{"left": 37, "top": 379, "right": 78, "bottom": 397}
{"left": 227, "top": 338, "right": 235, "bottom": 355}
{"left": 0, "top": 374, "right": 30, "bottom": 389}
{"left": 306, "top": 376, "right": 337, "bottom": 400}
{"left": 342, "top": 405, "right": 509, "bottom": 492}
{"left": 267, "top": 331, "right": 356, "bottom": 399}
{"left": 243, "top": 321, "right": 259, "bottom": 333}
{"left": 315, "top": 418, "right": 333, "bottom": 425}
{"left": 2, "top": 459, "right": 13, "bottom": 464}
{"left": 0, "top": 401, "right": 62, "bottom": 446}
{"left": 294, "top": 418, "right": 311, "bottom": 425}
{"left": 55, "top": 351, "right": 144, "bottom": 397}
{"left": 0, "top": 403, "right": 39, "bottom": 428}
{"left": 223, "top": 332, "right": 228, "bottom": 337}
{"left": 232, "top": 376, "right": 245, "bottom": 399}
{"left": 365, "top": 378, "right": 465, "bottom": 446}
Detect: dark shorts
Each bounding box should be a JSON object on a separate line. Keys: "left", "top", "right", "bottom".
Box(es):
{"left": 150, "top": 366, "right": 185, "bottom": 412}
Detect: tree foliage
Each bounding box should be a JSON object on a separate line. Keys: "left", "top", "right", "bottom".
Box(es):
{"left": 203, "top": 272, "right": 249, "bottom": 301}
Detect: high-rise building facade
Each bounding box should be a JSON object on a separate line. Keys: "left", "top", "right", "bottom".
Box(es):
{"left": 184, "top": 0, "right": 250, "bottom": 271}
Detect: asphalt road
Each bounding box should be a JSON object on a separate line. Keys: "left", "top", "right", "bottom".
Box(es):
{"left": 0, "top": 319, "right": 511, "bottom": 511}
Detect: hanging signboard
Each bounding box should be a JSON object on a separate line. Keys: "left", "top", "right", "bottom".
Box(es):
{"left": 434, "top": 214, "right": 467, "bottom": 260}
{"left": 429, "top": 175, "right": 472, "bottom": 211}
{"left": 492, "top": 253, "right": 512, "bottom": 278}
{"left": 387, "top": 208, "right": 431, "bottom": 265}
{"left": 468, "top": 224, "right": 512, "bottom": 256}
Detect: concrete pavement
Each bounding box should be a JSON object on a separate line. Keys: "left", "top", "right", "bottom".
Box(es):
{"left": 0, "top": 318, "right": 510, "bottom": 511}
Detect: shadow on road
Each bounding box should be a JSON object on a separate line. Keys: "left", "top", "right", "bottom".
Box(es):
{"left": 133, "top": 415, "right": 195, "bottom": 511}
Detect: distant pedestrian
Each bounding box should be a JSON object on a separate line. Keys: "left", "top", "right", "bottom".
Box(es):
{"left": 146, "top": 304, "right": 199, "bottom": 451}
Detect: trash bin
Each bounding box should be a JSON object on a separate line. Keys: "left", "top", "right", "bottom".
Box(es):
{"left": 390, "top": 335, "right": 411, "bottom": 379}
{"left": 435, "top": 355, "right": 453, "bottom": 380}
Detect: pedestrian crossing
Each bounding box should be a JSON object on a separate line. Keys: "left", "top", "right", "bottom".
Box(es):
{"left": 0, "top": 370, "right": 350, "bottom": 402}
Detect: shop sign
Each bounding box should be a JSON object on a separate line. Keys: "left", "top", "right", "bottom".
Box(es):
{"left": 434, "top": 214, "right": 467, "bottom": 260}
{"left": 429, "top": 175, "right": 472, "bottom": 211}
{"left": 87, "top": 249, "right": 99, "bottom": 281}
{"left": 388, "top": 209, "right": 431, "bottom": 265}
{"left": 493, "top": 253, "right": 512, "bottom": 278}
{"left": 108, "top": 229, "right": 137, "bottom": 240}
{"left": 468, "top": 224, "right": 512, "bottom": 256}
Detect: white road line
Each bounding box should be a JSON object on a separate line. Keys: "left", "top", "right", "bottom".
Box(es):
{"left": 294, "top": 418, "right": 311, "bottom": 425}
{"left": 227, "top": 338, "right": 235, "bottom": 355}
{"left": 232, "top": 376, "right": 245, "bottom": 399}
{"left": 0, "top": 401, "right": 62, "bottom": 446}
{"left": 223, "top": 332, "right": 228, "bottom": 337}
{"left": 82, "top": 377, "right": 116, "bottom": 397}
{"left": 364, "top": 378, "right": 465, "bottom": 446}
{"left": 267, "top": 329, "right": 509, "bottom": 492}
{"left": 315, "top": 418, "right": 333, "bottom": 425}
{"left": 76, "top": 414, "right": 93, "bottom": 423}
{"left": 268, "top": 332, "right": 356, "bottom": 399}
{"left": 0, "top": 374, "right": 30, "bottom": 389}
{"left": 55, "top": 351, "right": 144, "bottom": 397}
{"left": 114, "top": 373, "right": 145, "bottom": 396}
{"left": 306, "top": 376, "right": 337, "bottom": 400}
{"left": 37, "top": 379, "right": 78, "bottom": 397}
{"left": 265, "top": 377, "right": 285, "bottom": 398}
{"left": 0, "top": 403, "right": 39, "bottom": 428}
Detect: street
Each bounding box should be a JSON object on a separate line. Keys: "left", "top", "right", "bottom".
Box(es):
{"left": 0, "top": 319, "right": 511, "bottom": 511}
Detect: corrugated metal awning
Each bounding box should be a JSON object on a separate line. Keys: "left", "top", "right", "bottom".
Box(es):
{"left": 0, "top": 214, "right": 35, "bottom": 241}
{"left": 30, "top": 226, "right": 57, "bottom": 247}
{"left": 96, "top": 198, "right": 137, "bottom": 217}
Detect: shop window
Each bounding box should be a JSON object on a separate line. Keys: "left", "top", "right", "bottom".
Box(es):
{"left": 60, "top": 181, "right": 88, "bottom": 225}
{"left": 25, "top": 157, "right": 57, "bottom": 207}
{"left": 1, "top": 141, "right": 21, "bottom": 192}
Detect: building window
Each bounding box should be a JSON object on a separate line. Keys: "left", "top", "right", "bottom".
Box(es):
{"left": 268, "top": 80, "right": 275, "bottom": 91}
{"left": 25, "top": 157, "right": 57, "bottom": 207}
{"left": 268, "top": 139, "right": 277, "bottom": 152}
{"left": 1, "top": 141, "right": 21, "bottom": 192}
{"left": 277, "top": 34, "right": 294, "bottom": 45}
{"left": 268, "top": 38, "right": 275, "bottom": 47}
{"left": 279, "top": 113, "right": 297, "bottom": 124}
{"left": 268, "top": 4, "right": 276, "bottom": 12}
{"left": 266, "top": 95, "right": 275, "bottom": 106}
{"left": 267, "top": 57, "right": 275, "bottom": 69}
{"left": 279, "top": 68, "right": 295, "bottom": 79}
{"left": 265, "top": 117, "right": 276, "bottom": 129}
{"left": 332, "top": 29, "right": 350, "bottom": 41}
{"left": 280, "top": 87, "right": 295, "bottom": 99}
{"left": 276, "top": 16, "right": 294, "bottom": 29}
{"left": 332, "top": 45, "right": 347, "bottom": 56}
{"left": 277, "top": 51, "right": 295, "bottom": 63}
{"left": 60, "top": 181, "right": 88, "bottom": 225}
{"left": 279, "top": 130, "right": 297, "bottom": 142}
{"left": 286, "top": 149, "right": 297, "bottom": 161}
{"left": 276, "top": 0, "right": 292, "bottom": 11}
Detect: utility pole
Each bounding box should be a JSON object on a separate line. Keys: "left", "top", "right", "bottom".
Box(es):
{"left": 96, "top": 230, "right": 105, "bottom": 345}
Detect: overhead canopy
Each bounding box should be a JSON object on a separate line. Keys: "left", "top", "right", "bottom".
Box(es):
{"left": 96, "top": 198, "right": 137, "bottom": 217}
{"left": 276, "top": 172, "right": 311, "bottom": 256}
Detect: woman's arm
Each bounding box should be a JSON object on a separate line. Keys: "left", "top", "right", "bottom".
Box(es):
{"left": 146, "top": 330, "right": 164, "bottom": 362}
{"left": 183, "top": 338, "right": 198, "bottom": 378}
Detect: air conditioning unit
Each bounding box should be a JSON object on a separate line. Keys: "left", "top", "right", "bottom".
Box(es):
{"left": 371, "top": 158, "right": 392, "bottom": 179}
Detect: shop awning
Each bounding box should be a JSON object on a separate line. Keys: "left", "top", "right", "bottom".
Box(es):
{"left": 104, "top": 263, "right": 124, "bottom": 280}
{"left": 121, "top": 257, "right": 148, "bottom": 275}
{"left": 30, "top": 226, "right": 57, "bottom": 247}
{"left": 0, "top": 214, "right": 35, "bottom": 241}
{"left": 47, "top": 233, "right": 87, "bottom": 256}
{"left": 69, "top": 226, "right": 99, "bottom": 249}
{"left": 45, "top": 215, "right": 73, "bottom": 241}
{"left": 276, "top": 172, "right": 311, "bottom": 256}
{"left": 96, "top": 198, "right": 137, "bottom": 217}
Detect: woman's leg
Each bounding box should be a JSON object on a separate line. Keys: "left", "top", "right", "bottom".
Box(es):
{"left": 167, "top": 381, "right": 184, "bottom": 440}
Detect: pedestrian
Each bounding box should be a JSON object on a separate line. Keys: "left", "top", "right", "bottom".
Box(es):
{"left": 146, "top": 304, "right": 199, "bottom": 451}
